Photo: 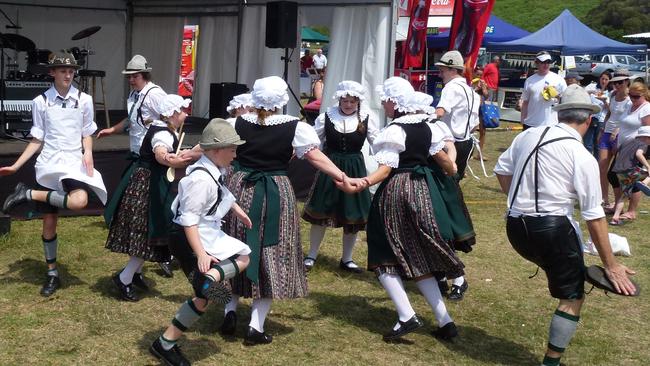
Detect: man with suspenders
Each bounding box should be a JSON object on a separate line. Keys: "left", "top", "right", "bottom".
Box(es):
{"left": 494, "top": 85, "right": 637, "bottom": 366}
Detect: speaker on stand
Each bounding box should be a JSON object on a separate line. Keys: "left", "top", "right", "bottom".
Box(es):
{"left": 209, "top": 82, "right": 249, "bottom": 119}
{"left": 265, "top": 1, "right": 305, "bottom": 116}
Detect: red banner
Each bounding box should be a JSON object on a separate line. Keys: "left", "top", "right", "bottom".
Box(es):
{"left": 402, "top": 0, "right": 432, "bottom": 69}
{"left": 447, "top": 0, "right": 494, "bottom": 79}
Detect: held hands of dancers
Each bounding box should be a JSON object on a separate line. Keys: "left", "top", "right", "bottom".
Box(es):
{"left": 335, "top": 174, "right": 370, "bottom": 194}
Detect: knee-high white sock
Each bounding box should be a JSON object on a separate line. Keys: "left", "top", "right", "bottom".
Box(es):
{"left": 378, "top": 273, "right": 416, "bottom": 330}
{"left": 224, "top": 295, "right": 240, "bottom": 315}
{"left": 341, "top": 232, "right": 358, "bottom": 264}
{"left": 249, "top": 298, "right": 273, "bottom": 333}
{"left": 452, "top": 276, "right": 465, "bottom": 287}
{"left": 308, "top": 225, "right": 327, "bottom": 259}
{"left": 119, "top": 256, "right": 145, "bottom": 285}
{"left": 416, "top": 277, "right": 453, "bottom": 327}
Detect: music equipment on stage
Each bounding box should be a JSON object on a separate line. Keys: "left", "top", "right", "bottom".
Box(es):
{"left": 1, "top": 80, "right": 51, "bottom": 134}
{"left": 0, "top": 33, "right": 35, "bottom": 52}
{"left": 71, "top": 26, "right": 101, "bottom": 41}
{"left": 209, "top": 82, "right": 248, "bottom": 119}
{"left": 265, "top": 1, "right": 298, "bottom": 49}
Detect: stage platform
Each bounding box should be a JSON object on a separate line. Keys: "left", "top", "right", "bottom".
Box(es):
{"left": 0, "top": 124, "right": 316, "bottom": 220}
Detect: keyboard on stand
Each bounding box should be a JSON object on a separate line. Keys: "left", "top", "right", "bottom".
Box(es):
{"left": 1, "top": 81, "right": 51, "bottom": 137}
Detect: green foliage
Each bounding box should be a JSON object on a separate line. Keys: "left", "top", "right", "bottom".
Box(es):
{"left": 493, "top": 0, "right": 649, "bottom": 44}
{"left": 492, "top": 0, "right": 600, "bottom": 33}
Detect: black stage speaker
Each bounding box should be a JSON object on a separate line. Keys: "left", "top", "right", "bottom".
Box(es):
{"left": 265, "top": 1, "right": 298, "bottom": 49}
{"left": 209, "top": 82, "right": 249, "bottom": 119}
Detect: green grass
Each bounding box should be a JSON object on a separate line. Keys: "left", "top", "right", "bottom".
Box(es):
{"left": 1, "top": 125, "right": 648, "bottom": 365}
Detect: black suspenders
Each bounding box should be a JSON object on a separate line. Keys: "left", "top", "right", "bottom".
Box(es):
{"left": 508, "top": 126, "right": 579, "bottom": 215}
{"left": 175, "top": 167, "right": 224, "bottom": 219}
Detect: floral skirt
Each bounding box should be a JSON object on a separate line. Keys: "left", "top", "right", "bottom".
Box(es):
{"left": 104, "top": 167, "right": 171, "bottom": 262}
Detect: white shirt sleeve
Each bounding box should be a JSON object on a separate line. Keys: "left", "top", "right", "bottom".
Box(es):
{"left": 573, "top": 154, "right": 605, "bottom": 220}
{"left": 366, "top": 110, "right": 381, "bottom": 145}
{"left": 174, "top": 173, "right": 217, "bottom": 227}
{"left": 151, "top": 130, "right": 175, "bottom": 152}
{"left": 313, "top": 113, "right": 327, "bottom": 146}
{"left": 556, "top": 76, "right": 568, "bottom": 95}
{"left": 372, "top": 124, "right": 406, "bottom": 168}
{"left": 30, "top": 97, "right": 46, "bottom": 140}
{"left": 293, "top": 121, "right": 321, "bottom": 158}
{"left": 428, "top": 123, "right": 448, "bottom": 156}
{"left": 436, "top": 84, "right": 456, "bottom": 114}
{"left": 80, "top": 93, "right": 97, "bottom": 137}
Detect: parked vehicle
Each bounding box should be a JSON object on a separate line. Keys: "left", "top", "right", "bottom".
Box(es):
{"left": 588, "top": 54, "right": 639, "bottom": 78}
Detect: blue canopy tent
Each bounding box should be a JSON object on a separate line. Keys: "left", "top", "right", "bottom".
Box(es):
{"left": 486, "top": 9, "right": 647, "bottom": 55}
{"left": 427, "top": 15, "right": 529, "bottom": 49}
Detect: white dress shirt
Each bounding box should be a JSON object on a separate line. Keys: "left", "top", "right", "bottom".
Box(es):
{"left": 372, "top": 114, "right": 448, "bottom": 168}
{"left": 312, "top": 54, "right": 327, "bottom": 69}
{"left": 172, "top": 155, "right": 251, "bottom": 260}
{"left": 494, "top": 124, "right": 605, "bottom": 224}
{"left": 127, "top": 82, "right": 167, "bottom": 153}
{"left": 436, "top": 77, "right": 480, "bottom": 141}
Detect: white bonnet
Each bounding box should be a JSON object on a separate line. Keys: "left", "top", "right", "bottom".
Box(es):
{"left": 409, "top": 91, "right": 435, "bottom": 114}
{"left": 333, "top": 80, "right": 366, "bottom": 101}
{"left": 376, "top": 77, "right": 415, "bottom": 113}
{"left": 251, "top": 76, "right": 290, "bottom": 111}
{"left": 226, "top": 93, "right": 253, "bottom": 113}
{"left": 160, "top": 94, "right": 191, "bottom": 118}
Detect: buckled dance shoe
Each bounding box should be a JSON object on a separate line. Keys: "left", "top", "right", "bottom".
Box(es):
{"left": 112, "top": 273, "right": 139, "bottom": 302}
{"left": 339, "top": 260, "right": 363, "bottom": 274}
{"left": 244, "top": 326, "right": 273, "bottom": 346}
{"left": 448, "top": 280, "right": 468, "bottom": 301}
{"left": 431, "top": 322, "right": 458, "bottom": 341}
{"left": 3, "top": 182, "right": 30, "bottom": 213}
{"left": 131, "top": 273, "right": 150, "bottom": 291}
{"left": 382, "top": 315, "right": 423, "bottom": 342}
{"left": 220, "top": 311, "right": 237, "bottom": 336}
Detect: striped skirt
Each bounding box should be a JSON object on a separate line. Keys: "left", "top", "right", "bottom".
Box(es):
{"left": 222, "top": 171, "right": 307, "bottom": 299}
{"left": 366, "top": 172, "right": 465, "bottom": 279}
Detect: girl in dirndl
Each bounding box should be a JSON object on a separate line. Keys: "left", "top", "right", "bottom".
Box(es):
{"left": 220, "top": 76, "right": 352, "bottom": 345}
{"left": 105, "top": 94, "right": 191, "bottom": 302}
{"left": 302, "top": 80, "right": 379, "bottom": 273}
{"left": 341, "top": 77, "right": 467, "bottom": 343}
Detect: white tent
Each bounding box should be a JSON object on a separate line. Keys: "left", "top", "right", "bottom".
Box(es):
{"left": 623, "top": 32, "right": 650, "bottom": 38}
{"left": 1, "top": 0, "right": 396, "bottom": 122}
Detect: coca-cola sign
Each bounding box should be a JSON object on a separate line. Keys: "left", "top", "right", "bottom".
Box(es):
{"left": 399, "top": 0, "right": 455, "bottom": 16}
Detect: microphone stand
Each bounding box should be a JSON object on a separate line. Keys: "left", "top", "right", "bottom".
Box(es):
{"left": 281, "top": 47, "right": 308, "bottom": 121}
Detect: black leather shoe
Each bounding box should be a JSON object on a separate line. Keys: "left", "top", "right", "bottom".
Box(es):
{"left": 150, "top": 338, "right": 191, "bottom": 366}
{"left": 132, "top": 273, "right": 149, "bottom": 291}
{"left": 382, "top": 315, "right": 424, "bottom": 342}
{"left": 431, "top": 322, "right": 458, "bottom": 341}
{"left": 220, "top": 311, "right": 237, "bottom": 336}
{"left": 112, "top": 273, "right": 138, "bottom": 302}
{"left": 448, "top": 280, "right": 468, "bottom": 301}
{"left": 3, "top": 182, "right": 30, "bottom": 213}
{"left": 200, "top": 279, "right": 232, "bottom": 304}
{"left": 244, "top": 326, "right": 273, "bottom": 345}
{"left": 437, "top": 279, "right": 450, "bottom": 296}
{"left": 339, "top": 260, "right": 363, "bottom": 274}
{"left": 40, "top": 275, "right": 60, "bottom": 297}
{"left": 159, "top": 262, "right": 174, "bottom": 278}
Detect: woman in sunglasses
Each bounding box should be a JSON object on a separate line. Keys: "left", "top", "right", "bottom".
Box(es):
{"left": 599, "top": 70, "right": 630, "bottom": 212}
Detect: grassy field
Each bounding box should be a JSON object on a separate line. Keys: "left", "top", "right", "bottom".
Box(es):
{"left": 1, "top": 125, "right": 648, "bottom": 365}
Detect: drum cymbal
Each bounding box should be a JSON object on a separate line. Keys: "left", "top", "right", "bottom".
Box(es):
{"left": 71, "top": 26, "right": 101, "bottom": 41}
{"left": 0, "top": 33, "right": 36, "bottom": 51}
